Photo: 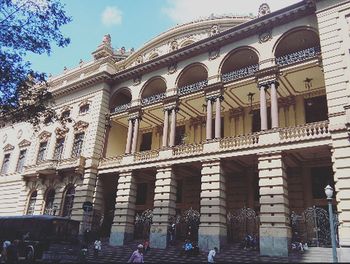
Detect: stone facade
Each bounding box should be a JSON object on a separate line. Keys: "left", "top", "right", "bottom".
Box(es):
{"left": 0, "top": 0, "right": 350, "bottom": 258}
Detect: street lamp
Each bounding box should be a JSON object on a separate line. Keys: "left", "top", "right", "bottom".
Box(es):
{"left": 324, "top": 185, "right": 338, "bottom": 262}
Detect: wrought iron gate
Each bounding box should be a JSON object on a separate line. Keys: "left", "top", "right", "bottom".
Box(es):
{"left": 290, "top": 206, "right": 339, "bottom": 247}
{"left": 173, "top": 208, "right": 200, "bottom": 241}
{"left": 227, "top": 207, "right": 259, "bottom": 243}
{"left": 134, "top": 209, "right": 153, "bottom": 239}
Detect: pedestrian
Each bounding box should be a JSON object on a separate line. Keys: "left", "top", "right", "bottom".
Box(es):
{"left": 207, "top": 247, "right": 218, "bottom": 263}
{"left": 143, "top": 239, "right": 150, "bottom": 254}
{"left": 94, "top": 238, "right": 102, "bottom": 258}
{"left": 127, "top": 244, "right": 144, "bottom": 263}
{"left": 6, "top": 240, "right": 19, "bottom": 264}
{"left": 1, "top": 240, "right": 11, "bottom": 263}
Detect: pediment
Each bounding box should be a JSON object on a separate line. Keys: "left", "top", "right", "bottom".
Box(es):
{"left": 55, "top": 127, "right": 69, "bottom": 138}
{"left": 38, "top": 131, "right": 52, "bottom": 142}
{"left": 19, "top": 139, "right": 31, "bottom": 148}
{"left": 3, "top": 143, "right": 14, "bottom": 152}
{"left": 73, "top": 120, "right": 89, "bottom": 132}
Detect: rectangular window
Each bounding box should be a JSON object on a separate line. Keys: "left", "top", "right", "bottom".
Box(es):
{"left": 252, "top": 108, "right": 271, "bottom": 133}
{"left": 53, "top": 138, "right": 65, "bottom": 160}
{"left": 37, "top": 142, "right": 48, "bottom": 162}
{"left": 140, "top": 132, "right": 152, "bottom": 151}
{"left": 1, "top": 153, "right": 11, "bottom": 174}
{"left": 305, "top": 95, "right": 328, "bottom": 123}
{"left": 79, "top": 104, "right": 89, "bottom": 114}
{"left": 16, "top": 149, "right": 27, "bottom": 172}
{"left": 136, "top": 183, "right": 148, "bottom": 205}
{"left": 72, "top": 133, "right": 84, "bottom": 157}
{"left": 175, "top": 125, "right": 186, "bottom": 146}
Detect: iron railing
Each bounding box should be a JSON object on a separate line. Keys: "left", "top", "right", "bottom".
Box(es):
{"left": 221, "top": 64, "right": 259, "bottom": 83}
{"left": 275, "top": 46, "right": 321, "bottom": 67}
{"left": 177, "top": 80, "right": 208, "bottom": 96}
{"left": 141, "top": 92, "right": 166, "bottom": 106}
{"left": 112, "top": 103, "right": 130, "bottom": 114}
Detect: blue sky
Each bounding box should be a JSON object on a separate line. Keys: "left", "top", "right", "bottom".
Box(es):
{"left": 26, "top": 0, "right": 300, "bottom": 76}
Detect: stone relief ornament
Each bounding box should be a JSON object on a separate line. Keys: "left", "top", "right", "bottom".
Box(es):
{"left": 73, "top": 120, "right": 89, "bottom": 132}
{"left": 170, "top": 40, "right": 178, "bottom": 51}
{"left": 258, "top": 3, "right": 271, "bottom": 17}
{"left": 136, "top": 55, "right": 143, "bottom": 64}
{"left": 38, "top": 131, "right": 52, "bottom": 142}
{"left": 3, "top": 143, "right": 14, "bottom": 152}
{"left": 210, "top": 24, "right": 220, "bottom": 37}
{"left": 209, "top": 48, "right": 220, "bottom": 60}
{"left": 18, "top": 139, "right": 31, "bottom": 148}
{"left": 102, "top": 34, "right": 111, "bottom": 46}
{"left": 258, "top": 29, "right": 272, "bottom": 43}
{"left": 133, "top": 75, "right": 142, "bottom": 86}
{"left": 167, "top": 62, "right": 177, "bottom": 74}
{"left": 17, "top": 129, "right": 23, "bottom": 139}
{"left": 55, "top": 127, "right": 69, "bottom": 138}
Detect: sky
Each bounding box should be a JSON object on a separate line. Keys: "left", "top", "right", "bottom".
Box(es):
{"left": 26, "top": 0, "right": 301, "bottom": 76}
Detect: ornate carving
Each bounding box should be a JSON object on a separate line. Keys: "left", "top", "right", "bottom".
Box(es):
{"left": 170, "top": 40, "right": 178, "bottom": 51}
{"left": 133, "top": 75, "right": 142, "bottom": 86}
{"left": 102, "top": 34, "right": 111, "bottom": 46}
{"left": 19, "top": 139, "right": 31, "bottom": 148}
{"left": 258, "top": 29, "right": 272, "bottom": 43}
{"left": 210, "top": 24, "right": 220, "bottom": 37}
{"left": 55, "top": 127, "right": 69, "bottom": 138}
{"left": 78, "top": 99, "right": 91, "bottom": 107}
{"left": 136, "top": 55, "right": 143, "bottom": 64}
{"left": 3, "top": 143, "right": 14, "bottom": 152}
{"left": 73, "top": 120, "right": 89, "bottom": 132}
{"left": 168, "top": 62, "right": 177, "bottom": 74}
{"left": 38, "top": 131, "right": 52, "bottom": 142}
{"left": 209, "top": 48, "right": 220, "bottom": 60}
{"left": 258, "top": 3, "right": 270, "bottom": 17}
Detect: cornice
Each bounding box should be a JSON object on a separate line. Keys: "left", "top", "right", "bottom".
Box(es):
{"left": 113, "top": 0, "right": 315, "bottom": 83}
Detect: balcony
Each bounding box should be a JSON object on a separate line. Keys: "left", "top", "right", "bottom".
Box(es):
{"left": 141, "top": 92, "right": 166, "bottom": 106}
{"left": 111, "top": 103, "right": 131, "bottom": 114}
{"left": 275, "top": 46, "right": 320, "bottom": 67}
{"left": 177, "top": 80, "right": 208, "bottom": 96}
{"left": 99, "top": 121, "right": 330, "bottom": 172}
{"left": 221, "top": 64, "right": 259, "bottom": 83}
{"left": 23, "top": 156, "right": 86, "bottom": 178}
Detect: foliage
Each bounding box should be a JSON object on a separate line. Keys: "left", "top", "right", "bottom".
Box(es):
{"left": 0, "top": 0, "right": 71, "bottom": 127}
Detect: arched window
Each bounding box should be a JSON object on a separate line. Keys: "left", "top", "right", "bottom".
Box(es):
{"left": 44, "top": 189, "right": 56, "bottom": 215}
{"left": 26, "top": 190, "right": 37, "bottom": 215}
{"left": 62, "top": 186, "right": 75, "bottom": 217}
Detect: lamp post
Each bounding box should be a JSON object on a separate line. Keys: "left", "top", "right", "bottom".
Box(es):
{"left": 324, "top": 185, "right": 338, "bottom": 262}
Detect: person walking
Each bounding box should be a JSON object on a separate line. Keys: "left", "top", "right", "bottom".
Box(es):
{"left": 207, "top": 247, "right": 218, "bottom": 263}
{"left": 127, "top": 244, "right": 144, "bottom": 263}
{"left": 1, "top": 240, "right": 11, "bottom": 263}
{"left": 93, "top": 238, "right": 102, "bottom": 258}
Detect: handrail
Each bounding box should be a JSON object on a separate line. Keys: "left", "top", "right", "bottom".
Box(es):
{"left": 112, "top": 103, "right": 131, "bottom": 114}
{"left": 221, "top": 64, "right": 259, "bottom": 83}
{"left": 279, "top": 120, "right": 329, "bottom": 141}
{"left": 173, "top": 143, "right": 204, "bottom": 156}
{"left": 177, "top": 80, "right": 208, "bottom": 96}
{"left": 141, "top": 92, "right": 166, "bottom": 106}
{"left": 134, "top": 150, "right": 159, "bottom": 161}
{"left": 275, "top": 46, "right": 321, "bottom": 67}
{"left": 220, "top": 133, "right": 260, "bottom": 149}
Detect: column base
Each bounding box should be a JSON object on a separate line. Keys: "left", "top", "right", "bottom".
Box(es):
{"left": 109, "top": 225, "right": 134, "bottom": 246}
{"left": 198, "top": 225, "right": 227, "bottom": 252}
{"left": 259, "top": 227, "right": 291, "bottom": 257}
{"left": 150, "top": 224, "right": 168, "bottom": 249}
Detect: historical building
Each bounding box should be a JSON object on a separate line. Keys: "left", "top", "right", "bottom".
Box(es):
{"left": 0, "top": 0, "right": 350, "bottom": 257}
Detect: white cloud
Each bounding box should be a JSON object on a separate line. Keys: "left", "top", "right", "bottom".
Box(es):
{"left": 162, "top": 0, "right": 301, "bottom": 24}
{"left": 101, "top": 6, "right": 122, "bottom": 26}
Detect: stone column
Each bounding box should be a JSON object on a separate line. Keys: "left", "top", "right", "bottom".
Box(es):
{"left": 215, "top": 96, "right": 222, "bottom": 139}
{"left": 110, "top": 171, "right": 136, "bottom": 246}
{"left": 125, "top": 119, "right": 133, "bottom": 154}
{"left": 259, "top": 85, "right": 268, "bottom": 131}
{"left": 198, "top": 160, "right": 227, "bottom": 251}
{"left": 131, "top": 118, "right": 139, "bottom": 154}
{"left": 162, "top": 109, "right": 169, "bottom": 148}
{"left": 270, "top": 81, "right": 279, "bottom": 129}
{"left": 258, "top": 152, "right": 291, "bottom": 257}
{"left": 206, "top": 98, "right": 213, "bottom": 140}
{"left": 150, "top": 167, "right": 177, "bottom": 248}
{"left": 169, "top": 108, "right": 176, "bottom": 147}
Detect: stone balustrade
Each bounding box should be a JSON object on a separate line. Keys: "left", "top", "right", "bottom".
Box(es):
{"left": 220, "top": 133, "right": 260, "bottom": 149}
{"left": 134, "top": 150, "right": 160, "bottom": 161}
{"left": 279, "top": 120, "right": 329, "bottom": 142}
{"left": 99, "top": 155, "right": 123, "bottom": 168}
{"left": 173, "top": 143, "right": 204, "bottom": 156}
{"left": 23, "top": 159, "right": 58, "bottom": 177}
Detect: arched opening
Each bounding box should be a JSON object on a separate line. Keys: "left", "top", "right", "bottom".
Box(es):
{"left": 44, "top": 188, "right": 56, "bottom": 215}
{"left": 140, "top": 77, "right": 167, "bottom": 105}
{"left": 221, "top": 48, "right": 259, "bottom": 83}
{"left": 26, "top": 190, "right": 37, "bottom": 215}
{"left": 275, "top": 28, "right": 320, "bottom": 66}
{"left": 110, "top": 89, "right": 132, "bottom": 113}
{"left": 62, "top": 185, "right": 75, "bottom": 218}
{"left": 177, "top": 63, "right": 208, "bottom": 95}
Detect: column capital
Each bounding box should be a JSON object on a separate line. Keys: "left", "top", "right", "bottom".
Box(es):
{"left": 258, "top": 79, "right": 279, "bottom": 89}
{"left": 128, "top": 114, "right": 142, "bottom": 121}
{"left": 206, "top": 94, "right": 224, "bottom": 102}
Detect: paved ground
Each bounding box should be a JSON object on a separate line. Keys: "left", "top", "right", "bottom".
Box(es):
{"left": 81, "top": 240, "right": 334, "bottom": 263}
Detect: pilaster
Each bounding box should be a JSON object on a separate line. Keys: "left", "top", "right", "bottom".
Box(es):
{"left": 258, "top": 152, "right": 291, "bottom": 257}
{"left": 150, "top": 166, "right": 177, "bottom": 248}
{"left": 109, "top": 171, "right": 136, "bottom": 246}
{"left": 198, "top": 159, "right": 227, "bottom": 251}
